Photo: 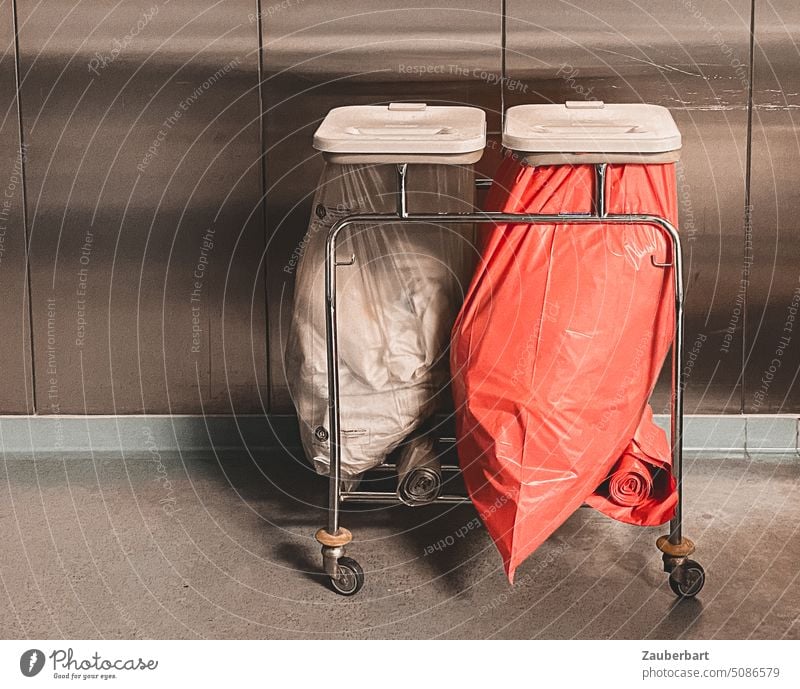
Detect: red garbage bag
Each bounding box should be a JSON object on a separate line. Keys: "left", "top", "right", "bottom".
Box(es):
{"left": 451, "top": 155, "right": 678, "bottom": 582}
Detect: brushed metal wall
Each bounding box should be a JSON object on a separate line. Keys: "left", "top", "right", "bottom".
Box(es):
{"left": 16, "top": 0, "right": 267, "bottom": 414}
{"left": 745, "top": 0, "right": 800, "bottom": 412}
{"left": 0, "top": 1, "right": 33, "bottom": 413}
{"left": 1, "top": 1, "right": 799, "bottom": 416}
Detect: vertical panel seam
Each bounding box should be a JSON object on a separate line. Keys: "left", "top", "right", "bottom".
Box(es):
{"left": 500, "top": 0, "right": 507, "bottom": 132}
{"left": 10, "top": 0, "right": 36, "bottom": 414}
{"left": 255, "top": 0, "right": 271, "bottom": 414}
{"left": 742, "top": 0, "right": 756, "bottom": 415}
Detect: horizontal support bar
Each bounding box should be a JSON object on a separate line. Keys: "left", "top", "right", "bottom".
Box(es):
{"left": 339, "top": 492, "right": 471, "bottom": 505}
{"left": 364, "top": 463, "right": 462, "bottom": 474}
{"left": 339, "top": 491, "right": 603, "bottom": 508}
{"left": 328, "top": 211, "right": 673, "bottom": 224}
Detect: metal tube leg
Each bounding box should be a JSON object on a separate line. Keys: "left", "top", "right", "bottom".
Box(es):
{"left": 315, "top": 220, "right": 352, "bottom": 580}
{"left": 656, "top": 220, "right": 698, "bottom": 590}
{"left": 669, "top": 228, "right": 684, "bottom": 547}
{"left": 325, "top": 232, "right": 340, "bottom": 540}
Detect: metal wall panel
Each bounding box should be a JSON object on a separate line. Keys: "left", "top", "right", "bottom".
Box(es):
{"left": 262, "top": 0, "right": 503, "bottom": 411}
{"left": 0, "top": 1, "right": 33, "bottom": 413}
{"left": 745, "top": 0, "right": 800, "bottom": 412}
{"left": 505, "top": 0, "right": 752, "bottom": 413}
{"left": 18, "top": 0, "right": 267, "bottom": 414}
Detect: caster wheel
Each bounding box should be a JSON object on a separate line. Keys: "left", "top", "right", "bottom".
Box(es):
{"left": 329, "top": 557, "right": 364, "bottom": 596}
{"left": 669, "top": 559, "right": 705, "bottom": 598}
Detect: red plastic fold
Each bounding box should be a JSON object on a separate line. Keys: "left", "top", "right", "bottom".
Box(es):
{"left": 587, "top": 405, "right": 677, "bottom": 526}
{"left": 451, "top": 156, "right": 679, "bottom": 582}
{"left": 609, "top": 454, "right": 654, "bottom": 507}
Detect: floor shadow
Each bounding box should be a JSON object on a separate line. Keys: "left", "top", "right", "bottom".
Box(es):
{"left": 273, "top": 542, "right": 329, "bottom": 586}
{"left": 646, "top": 596, "right": 705, "bottom": 639}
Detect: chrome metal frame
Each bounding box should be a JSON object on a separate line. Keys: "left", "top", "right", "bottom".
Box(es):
{"left": 319, "top": 162, "right": 688, "bottom": 581}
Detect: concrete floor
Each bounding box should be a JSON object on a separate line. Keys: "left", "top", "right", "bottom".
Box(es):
{"left": 1, "top": 449, "right": 799, "bottom": 639}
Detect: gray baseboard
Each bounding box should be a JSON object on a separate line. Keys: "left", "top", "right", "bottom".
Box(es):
{"left": 0, "top": 414, "right": 301, "bottom": 457}
{"left": 0, "top": 413, "right": 797, "bottom": 457}
{"left": 652, "top": 414, "right": 799, "bottom": 455}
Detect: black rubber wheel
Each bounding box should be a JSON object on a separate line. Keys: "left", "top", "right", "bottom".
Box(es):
{"left": 329, "top": 557, "right": 365, "bottom": 596}
{"left": 669, "top": 559, "right": 705, "bottom": 598}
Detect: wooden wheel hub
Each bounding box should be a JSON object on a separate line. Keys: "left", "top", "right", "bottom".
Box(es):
{"left": 656, "top": 535, "right": 695, "bottom": 558}
{"left": 316, "top": 527, "right": 353, "bottom": 548}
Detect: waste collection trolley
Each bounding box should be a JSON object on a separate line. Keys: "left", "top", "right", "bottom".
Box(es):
{"left": 305, "top": 100, "right": 704, "bottom": 599}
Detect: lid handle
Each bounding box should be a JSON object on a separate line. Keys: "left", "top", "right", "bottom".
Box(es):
{"left": 565, "top": 100, "right": 605, "bottom": 109}
{"left": 388, "top": 102, "right": 427, "bottom": 111}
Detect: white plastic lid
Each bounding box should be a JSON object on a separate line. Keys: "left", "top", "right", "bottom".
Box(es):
{"left": 313, "top": 103, "right": 487, "bottom": 155}
{"left": 503, "top": 101, "right": 681, "bottom": 153}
